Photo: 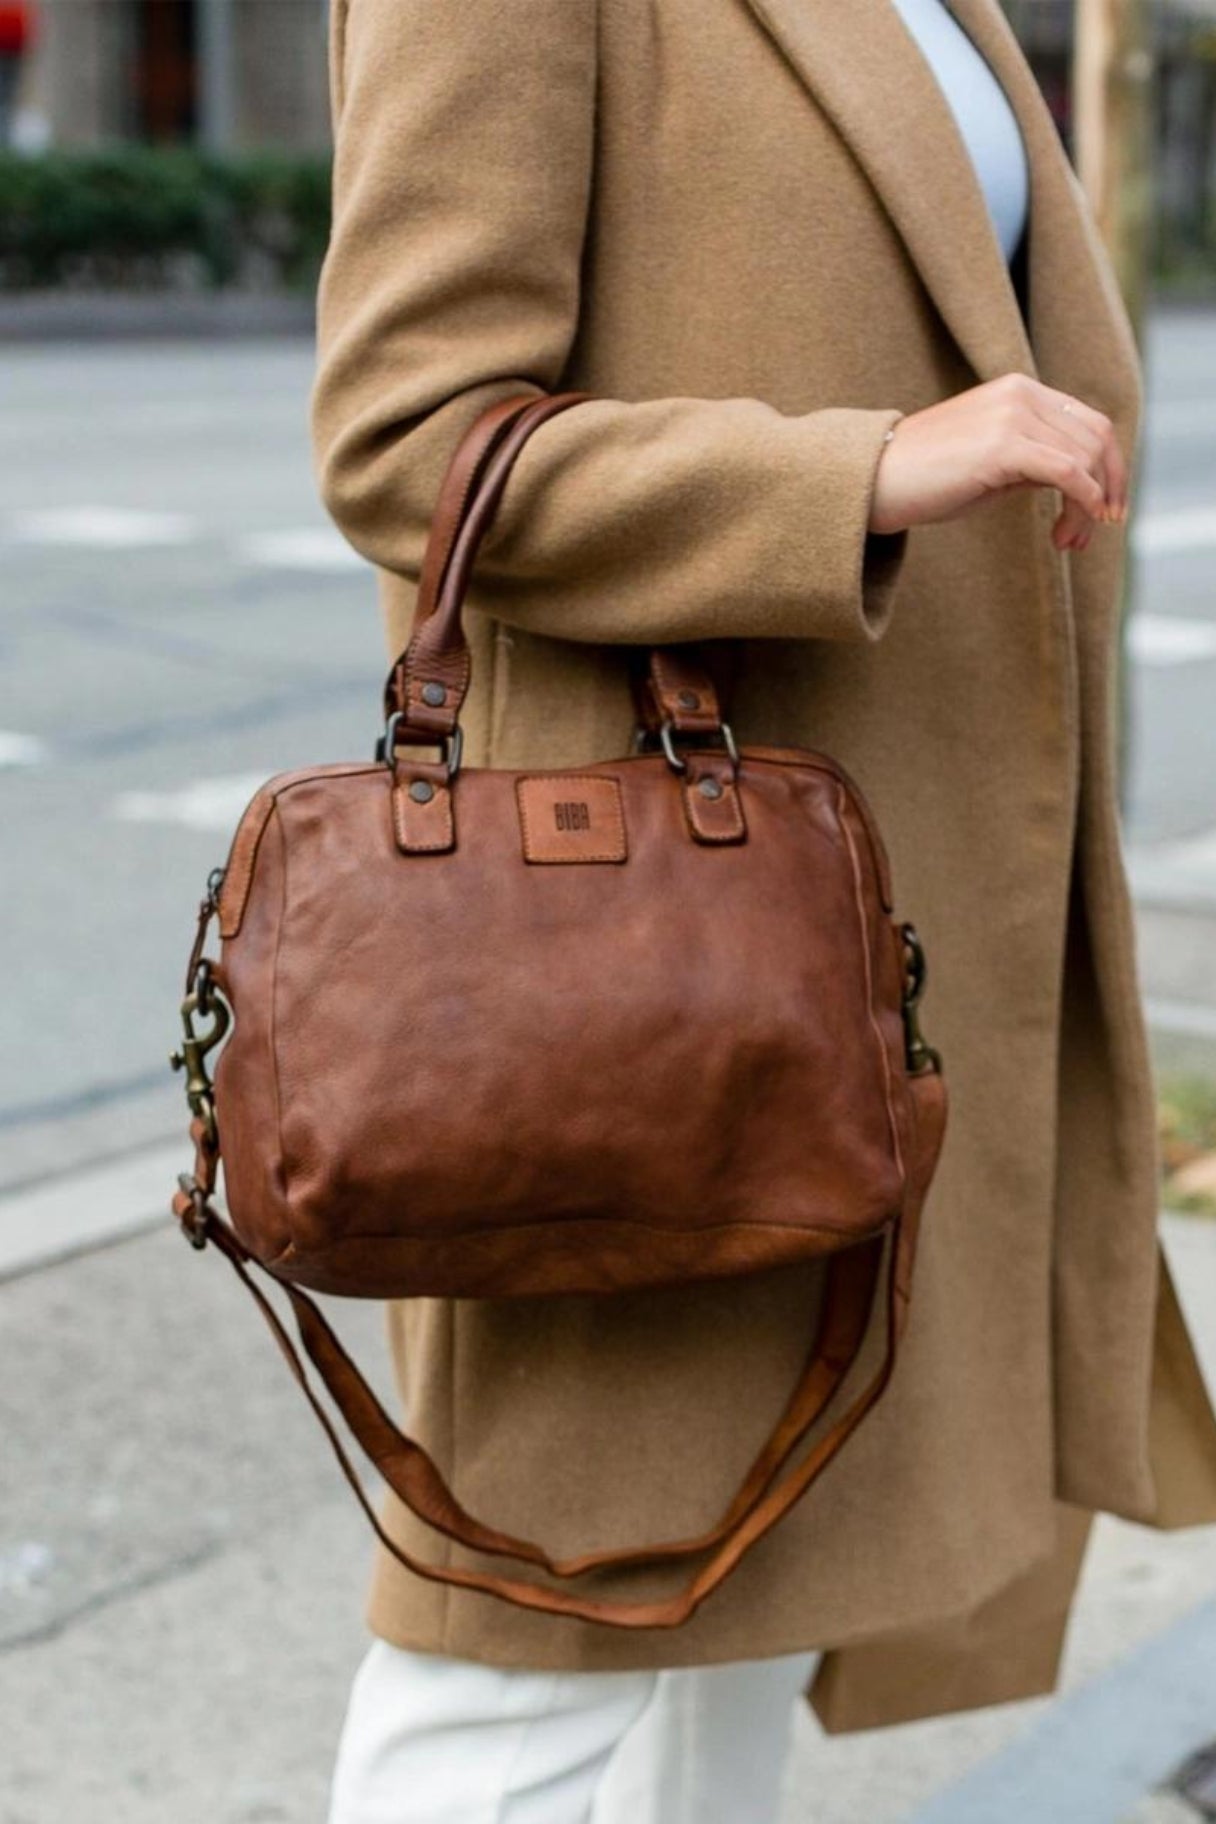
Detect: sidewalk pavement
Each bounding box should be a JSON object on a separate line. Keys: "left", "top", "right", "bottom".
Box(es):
{"left": 1, "top": 1173, "right": 1214, "bottom": 1822}
{"left": 2, "top": 896, "right": 1215, "bottom": 1823}
{"left": 791, "top": 1212, "right": 1216, "bottom": 1824}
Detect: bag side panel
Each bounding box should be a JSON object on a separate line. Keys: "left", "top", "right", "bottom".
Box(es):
{"left": 213, "top": 805, "right": 295, "bottom": 1262}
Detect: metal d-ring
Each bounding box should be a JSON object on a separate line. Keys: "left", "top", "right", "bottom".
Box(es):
{"left": 176, "top": 1172, "right": 212, "bottom": 1249}
{"left": 378, "top": 712, "right": 464, "bottom": 780}
{"left": 658, "top": 719, "right": 739, "bottom": 775}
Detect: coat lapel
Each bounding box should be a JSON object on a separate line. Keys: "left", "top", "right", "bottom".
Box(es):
{"left": 741, "top": 0, "right": 1039, "bottom": 383}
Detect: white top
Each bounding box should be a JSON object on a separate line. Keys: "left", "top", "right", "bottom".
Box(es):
{"left": 888, "top": 0, "right": 1029, "bottom": 261}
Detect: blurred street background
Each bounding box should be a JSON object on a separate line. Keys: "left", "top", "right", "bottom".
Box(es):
{"left": 1, "top": 4, "right": 1216, "bottom": 1822}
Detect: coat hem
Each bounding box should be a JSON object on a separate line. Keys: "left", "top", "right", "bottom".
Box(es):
{"left": 361, "top": 1504, "right": 1062, "bottom": 1678}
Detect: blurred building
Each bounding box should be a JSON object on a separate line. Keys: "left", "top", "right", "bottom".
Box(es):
{"left": 9, "top": 0, "right": 1216, "bottom": 261}
{"left": 24, "top": 0, "right": 330, "bottom": 150}
{"left": 1006, "top": 0, "right": 1216, "bottom": 250}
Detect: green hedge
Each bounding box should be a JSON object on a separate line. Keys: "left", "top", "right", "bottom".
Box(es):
{"left": 0, "top": 147, "right": 332, "bottom": 291}
{"left": 0, "top": 142, "right": 1210, "bottom": 297}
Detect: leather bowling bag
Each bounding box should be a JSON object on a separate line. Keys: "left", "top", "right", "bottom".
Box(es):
{"left": 170, "top": 391, "right": 947, "bottom": 1628}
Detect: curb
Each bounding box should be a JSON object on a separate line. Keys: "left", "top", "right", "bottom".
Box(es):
{"left": 0, "top": 289, "right": 316, "bottom": 341}
{"left": 1135, "top": 898, "right": 1216, "bottom": 1059}
{"left": 0, "top": 1137, "right": 185, "bottom": 1283}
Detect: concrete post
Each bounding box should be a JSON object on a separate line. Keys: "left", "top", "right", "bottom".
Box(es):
{"left": 197, "top": 0, "right": 235, "bottom": 150}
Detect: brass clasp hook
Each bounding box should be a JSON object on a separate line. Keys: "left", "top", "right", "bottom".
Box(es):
{"left": 170, "top": 964, "right": 231, "bottom": 1144}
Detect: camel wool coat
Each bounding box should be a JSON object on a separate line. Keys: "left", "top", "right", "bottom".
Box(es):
{"left": 309, "top": 0, "right": 1216, "bottom": 1729}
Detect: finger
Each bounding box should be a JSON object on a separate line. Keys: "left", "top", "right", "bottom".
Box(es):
{"left": 1103, "top": 424, "right": 1130, "bottom": 518}
{"left": 1030, "top": 385, "right": 1128, "bottom": 517}
{"left": 1028, "top": 404, "right": 1110, "bottom": 511}
{"left": 1052, "top": 500, "right": 1091, "bottom": 549}
{"left": 1030, "top": 381, "right": 1111, "bottom": 442}
{"left": 1064, "top": 414, "right": 1129, "bottom": 523}
{"left": 1005, "top": 432, "right": 1107, "bottom": 522}
{"left": 1021, "top": 415, "right": 1109, "bottom": 503}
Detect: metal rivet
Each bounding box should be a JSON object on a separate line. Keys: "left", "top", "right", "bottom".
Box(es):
{"left": 408, "top": 779, "right": 436, "bottom": 804}
{"left": 677, "top": 689, "right": 700, "bottom": 711}
{"left": 697, "top": 776, "right": 724, "bottom": 801}
{"left": 420, "top": 681, "right": 446, "bottom": 708}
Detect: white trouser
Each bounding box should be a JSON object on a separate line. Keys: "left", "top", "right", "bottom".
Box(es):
{"left": 328, "top": 1637, "right": 821, "bottom": 1824}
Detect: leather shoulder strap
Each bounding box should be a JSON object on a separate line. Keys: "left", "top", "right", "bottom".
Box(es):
{"left": 181, "top": 1066, "right": 945, "bottom": 1628}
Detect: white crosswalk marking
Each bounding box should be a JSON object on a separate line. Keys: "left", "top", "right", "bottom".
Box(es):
{"left": 1144, "top": 997, "right": 1216, "bottom": 1042}
{"left": 236, "top": 516, "right": 1216, "bottom": 576}
{"left": 1129, "top": 614, "right": 1216, "bottom": 666}
{"left": 1130, "top": 828, "right": 1216, "bottom": 907}
{"left": 1135, "top": 505, "right": 1216, "bottom": 556}
{"left": 0, "top": 731, "right": 48, "bottom": 768}
{"left": 237, "top": 528, "right": 368, "bottom": 571}
{"left": 110, "top": 775, "right": 266, "bottom": 832}
{"left": 4, "top": 506, "right": 197, "bottom": 547}
{"left": 0, "top": 502, "right": 1208, "bottom": 566}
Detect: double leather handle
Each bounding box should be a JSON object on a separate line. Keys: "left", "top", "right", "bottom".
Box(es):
{"left": 382, "top": 392, "right": 729, "bottom": 756}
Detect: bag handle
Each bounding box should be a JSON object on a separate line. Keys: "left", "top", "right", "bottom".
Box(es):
{"left": 380, "top": 393, "right": 730, "bottom": 761}
{"left": 381, "top": 393, "right": 545, "bottom": 726}
{"left": 174, "top": 1065, "right": 945, "bottom": 1629}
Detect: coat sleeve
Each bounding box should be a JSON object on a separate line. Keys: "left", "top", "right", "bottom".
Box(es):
{"left": 310, "top": 0, "right": 909, "bottom": 647}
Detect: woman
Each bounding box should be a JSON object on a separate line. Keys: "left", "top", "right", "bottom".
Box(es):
{"left": 310, "top": 0, "right": 1216, "bottom": 1815}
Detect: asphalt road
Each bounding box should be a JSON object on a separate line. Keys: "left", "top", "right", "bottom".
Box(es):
{"left": 1, "top": 315, "right": 1215, "bottom": 1195}
{"left": 1, "top": 339, "right": 374, "bottom": 1189}
{"left": 1127, "top": 309, "right": 1216, "bottom": 844}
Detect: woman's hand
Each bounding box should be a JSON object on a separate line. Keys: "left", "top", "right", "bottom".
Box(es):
{"left": 869, "top": 372, "right": 1129, "bottom": 552}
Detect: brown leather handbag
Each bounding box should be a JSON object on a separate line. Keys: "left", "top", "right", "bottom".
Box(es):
{"left": 170, "top": 391, "right": 947, "bottom": 1629}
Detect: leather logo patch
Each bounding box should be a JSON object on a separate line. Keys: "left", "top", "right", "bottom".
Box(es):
{"left": 516, "top": 775, "right": 627, "bottom": 865}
